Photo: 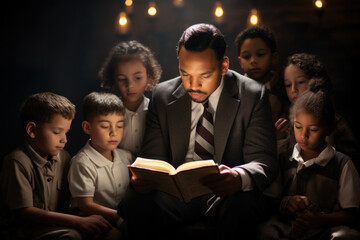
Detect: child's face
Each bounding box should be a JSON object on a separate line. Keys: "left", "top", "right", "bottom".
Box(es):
{"left": 238, "top": 37, "right": 277, "bottom": 83}
{"left": 294, "top": 110, "right": 328, "bottom": 157}
{"left": 114, "top": 60, "right": 149, "bottom": 108}
{"left": 30, "top": 114, "right": 72, "bottom": 159}
{"left": 284, "top": 64, "right": 310, "bottom": 104}
{"left": 83, "top": 113, "right": 124, "bottom": 156}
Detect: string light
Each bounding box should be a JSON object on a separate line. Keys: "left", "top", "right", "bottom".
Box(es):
{"left": 248, "top": 9, "right": 260, "bottom": 26}
{"left": 148, "top": 2, "right": 157, "bottom": 17}
{"left": 116, "top": 11, "right": 130, "bottom": 35}
{"left": 173, "top": 0, "right": 184, "bottom": 8}
{"left": 125, "top": 0, "right": 133, "bottom": 7}
{"left": 314, "top": 0, "right": 323, "bottom": 9}
{"left": 213, "top": 1, "right": 224, "bottom": 24}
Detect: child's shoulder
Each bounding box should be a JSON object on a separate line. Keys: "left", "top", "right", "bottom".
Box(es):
{"left": 114, "top": 148, "right": 134, "bottom": 164}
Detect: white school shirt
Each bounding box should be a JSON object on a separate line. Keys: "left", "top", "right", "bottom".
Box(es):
{"left": 185, "top": 78, "right": 253, "bottom": 191}
{"left": 68, "top": 140, "right": 133, "bottom": 209}
{"left": 119, "top": 96, "right": 149, "bottom": 156}
{"left": 291, "top": 143, "right": 360, "bottom": 209}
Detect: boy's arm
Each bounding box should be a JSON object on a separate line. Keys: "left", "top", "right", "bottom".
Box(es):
{"left": 18, "top": 206, "right": 112, "bottom": 235}
{"left": 76, "top": 197, "right": 120, "bottom": 224}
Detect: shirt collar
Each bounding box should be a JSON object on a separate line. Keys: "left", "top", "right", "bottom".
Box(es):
{"left": 290, "top": 143, "right": 335, "bottom": 167}
{"left": 208, "top": 76, "right": 224, "bottom": 112}
{"left": 124, "top": 96, "right": 149, "bottom": 115}
{"left": 84, "top": 140, "right": 116, "bottom": 167}
{"left": 24, "top": 140, "right": 59, "bottom": 168}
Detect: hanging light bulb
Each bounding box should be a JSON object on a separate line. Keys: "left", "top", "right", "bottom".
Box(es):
{"left": 148, "top": 2, "right": 157, "bottom": 17}
{"left": 116, "top": 11, "right": 130, "bottom": 35}
{"left": 248, "top": 9, "right": 260, "bottom": 26}
{"left": 173, "top": 0, "right": 184, "bottom": 8}
{"left": 314, "top": 0, "right": 324, "bottom": 9}
{"left": 213, "top": 1, "right": 224, "bottom": 24}
{"left": 125, "top": 0, "right": 134, "bottom": 14}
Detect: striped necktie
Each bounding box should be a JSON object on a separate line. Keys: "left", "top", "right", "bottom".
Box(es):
{"left": 194, "top": 101, "right": 214, "bottom": 160}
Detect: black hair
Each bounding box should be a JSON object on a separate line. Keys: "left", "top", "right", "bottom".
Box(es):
{"left": 289, "top": 78, "right": 336, "bottom": 132}
{"left": 234, "top": 25, "right": 277, "bottom": 56}
{"left": 176, "top": 23, "right": 226, "bottom": 62}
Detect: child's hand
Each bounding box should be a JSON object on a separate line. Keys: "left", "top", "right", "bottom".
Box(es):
{"left": 293, "top": 209, "right": 322, "bottom": 231}
{"left": 275, "top": 118, "right": 290, "bottom": 140}
{"left": 77, "top": 214, "right": 112, "bottom": 235}
{"left": 131, "top": 176, "right": 156, "bottom": 194}
{"left": 287, "top": 195, "right": 309, "bottom": 214}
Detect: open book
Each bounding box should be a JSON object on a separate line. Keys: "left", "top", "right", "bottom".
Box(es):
{"left": 128, "top": 157, "right": 219, "bottom": 203}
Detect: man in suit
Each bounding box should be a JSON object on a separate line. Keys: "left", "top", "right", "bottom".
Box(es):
{"left": 118, "top": 23, "right": 278, "bottom": 240}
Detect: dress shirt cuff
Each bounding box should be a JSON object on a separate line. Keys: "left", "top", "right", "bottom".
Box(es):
{"left": 234, "top": 167, "right": 254, "bottom": 191}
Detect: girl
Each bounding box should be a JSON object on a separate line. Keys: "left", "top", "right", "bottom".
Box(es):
{"left": 99, "top": 40, "right": 162, "bottom": 156}
{"left": 258, "top": 78, "right": 360, "bottom": 239}
{"left": 277, "top": 53, "right": 358, "bottom": 159}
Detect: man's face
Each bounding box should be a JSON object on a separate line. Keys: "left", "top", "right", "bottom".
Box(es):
{"left": 178, "top": 47, "right": 229, "bottom": 103}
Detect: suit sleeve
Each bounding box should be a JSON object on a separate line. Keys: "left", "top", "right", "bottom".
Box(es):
{"left": 140, "top": 86, "right": 171, "bottom": 161}
{"left": 240, "top": 86, "right": 279, "bottom": 193}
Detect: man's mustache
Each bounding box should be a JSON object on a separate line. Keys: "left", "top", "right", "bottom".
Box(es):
{"left": 187, "top": 89, "right": 206, "bottom": 95}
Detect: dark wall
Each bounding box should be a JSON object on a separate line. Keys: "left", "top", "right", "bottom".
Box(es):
{"left": 2, "top": 0, "right": 360, "bottom": 160}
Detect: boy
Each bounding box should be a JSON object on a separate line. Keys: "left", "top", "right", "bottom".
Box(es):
{"left": 235, "top": 25, "right": 289, "bottom": 146}
{"left": 68, "top": 92, "right": 134, "bottom": 240}
{"left": 0, "top": 92, "right": 112, "bottom": 240}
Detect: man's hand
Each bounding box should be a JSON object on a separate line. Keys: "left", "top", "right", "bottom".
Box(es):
{"left": 131, "top": 176, "right": 156, "bottom": 194}
{"left": 201, "top": 164, "right": 242, "bottom": 197}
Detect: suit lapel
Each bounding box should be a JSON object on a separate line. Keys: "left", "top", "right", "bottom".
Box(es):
{"left": 167, "top": 83, "right": 191, "bottom": 167}
{"left": 214, "top": 72, "right": 240, "bottom": 163}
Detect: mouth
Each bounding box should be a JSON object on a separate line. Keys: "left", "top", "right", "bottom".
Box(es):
{"left": 109, "top": 141, "right": 118, "bottom": 145}
{"left": 298, "top": 142, "right": 307, "bottom": 147}
{"left": 249, "top": 68, "right": 261, "bottom": 73}
{"left": 127, "top": 93, "right": 136, "bottom": 97}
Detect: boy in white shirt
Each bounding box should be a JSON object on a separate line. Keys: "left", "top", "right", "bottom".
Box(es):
{"left": 68, "top": 92, "right": 134, "bottom": 240}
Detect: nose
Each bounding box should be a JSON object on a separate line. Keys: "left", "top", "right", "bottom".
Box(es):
{"left": 60, "top": 134, "right": 67, "bottom": 144}
{"left": 189, "top": 78, "right": 201, "bottom": 90}
{"left": 291, "top": 84, "right": 297, "bottom": 93}
{"left": 109, "top": 126, "right": 118, "bottom": 136}
{"left": 301, "top": 129, "right": 308, "bottom": 140}
{"left": 250, "top": 56, "right": 257, "bottom": 64}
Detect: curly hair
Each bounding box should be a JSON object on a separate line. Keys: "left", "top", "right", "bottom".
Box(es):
{"left": 234, "top": 25, "right": 277, "bottom": 56}
{"left": 284, "top": 53, "right": 331, "bottom": 86}
{"left": 98, "top": 40, "right": 162, "bottom": 91}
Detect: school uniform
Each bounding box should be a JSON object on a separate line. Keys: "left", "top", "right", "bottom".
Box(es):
{"left": 258, "top": 144, "right": 360, "bottom": 239}
{"left": 0, "top": 141, "right": 81, "bottom": 239}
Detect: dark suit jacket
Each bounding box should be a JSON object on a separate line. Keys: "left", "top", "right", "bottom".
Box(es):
{"left": 141, "top": 70, "right": 278, "bottom": 193}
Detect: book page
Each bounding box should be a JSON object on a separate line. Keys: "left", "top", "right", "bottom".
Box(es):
{"left": 128, "top": 167, "right": 183, "bottom": 200}
{"left": 175, "top": 160, "right": 215, "bottom": 173}
{"left": 175, "top": 165, "right": 219, "bottom": 203}
{"left": 132, "top": 157, "right": 176, "bottom": 174}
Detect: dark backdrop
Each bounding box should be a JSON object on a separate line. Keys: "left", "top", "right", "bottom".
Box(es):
{"left": 2, "top": 0, "right": 360, "bottom": 160}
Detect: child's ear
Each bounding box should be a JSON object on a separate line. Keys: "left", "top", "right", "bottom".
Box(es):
{"left": 82, "top": 121, "right": 91, "bottom": 134}
{"left": 25, "top": 122, "right": 37, "bottom": 139}
{"left": 272, "top": 52, "right": 279, "bottom": 64}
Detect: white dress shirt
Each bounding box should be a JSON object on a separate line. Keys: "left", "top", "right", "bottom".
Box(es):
{"left": 185, "top": 78, "right": 254, "bottom": 191}
{"left": 119, "top": 96, "right": 149, "bottom": 156}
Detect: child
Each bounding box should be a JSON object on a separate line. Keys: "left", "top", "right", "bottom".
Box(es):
{"left": 258, "top": 79, "right": 360, "bottom": 239}
{"left": 98, "top": 40, "right": 162, "bottom": 156}
{"left": 0, "top": 92, "right": 112, "bottom": 240}
{"left": 235, "top": 25, "right": 288, "bottom": 126}
{"left": 68, "top": 92, "right": 134, "bottom": 240}
{"left": 280, "top": 53, "right": 359, "bottom": 161}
